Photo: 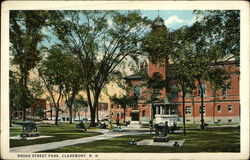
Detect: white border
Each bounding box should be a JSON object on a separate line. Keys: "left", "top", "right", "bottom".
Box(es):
{"left": 1, "top": 1, "right": 249, "bottom": 160}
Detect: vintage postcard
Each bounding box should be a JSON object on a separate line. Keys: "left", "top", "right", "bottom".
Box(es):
{"left": 1, "top": 1, "right": 249, "bottom": 160}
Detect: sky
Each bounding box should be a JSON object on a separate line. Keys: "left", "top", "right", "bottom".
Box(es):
{"left": 140, "top": 10, "right": 196, "bottom": 30}
{"left": 42, "top": 10, "right": 196, "bottom": 46}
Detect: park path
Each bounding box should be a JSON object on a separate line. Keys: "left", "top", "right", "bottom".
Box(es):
{"left": 10, "top": 130, "right": 148, "bottom": 153}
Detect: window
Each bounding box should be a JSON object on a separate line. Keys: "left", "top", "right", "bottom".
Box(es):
{"left": 142, "top": 111, "right": 146, "bottom": 117}
{"left": 228, "top": 119, "right": 232, "bottom": 123}
{"left": 111, "top": 104, "right": 114, "bottom": 109}
{"left": 198, "top": 84, "right": 206, "bottom": 96}
{"left": 200, "top": 106, "right": 206, "bottom": 114}
{"left": 142, "top": 104, "right": 146, "bottom": 107}
{"left": 171, "top": 108, "right": 176, "bottom": 114}
{"left": 185, "top": 106, "right": 191, "bottom": 114}
{"left": 117, "top": 113, "right": 119, "bottom": 118}
{"left": 172, "top": 85, "right": 178, "bottom": 98}
{"left": 228, "top": 105, "right": 233, "bottom": 112}
{"left": 134, "top": 86, "right": 141, "bottom": 97}
{"left": 217, "top": 119, "right": 221, "bottom": 123}
{"left": 217, "top": 105, "right": 222, "bottom": 112}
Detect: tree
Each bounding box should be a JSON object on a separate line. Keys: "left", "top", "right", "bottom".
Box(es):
{"left": 38, "top": 45, "right": 84, "bottom": 124}
{"left": 185, "top": 21, "right": 232, "bottom": 129}
{"left": 50, "top": 10, "right": 149, "bottom": 126}
{"left": 194, "top": 10, "right": 240, "bottom": 62}
{"left": 142, "top": 17, "right": 173, "bottom": 64}
{"left": 37, "top": 46, "right": 68, "bottom": 125}
{"left": 10, "top": 10, "right": 50, "bottom": 120}
{"left": 74, "top": 95, "right": 88, "bottom": 121}
{"left": 9, "top": 70, "right": 22, "bottom": 126}
{"left": 192, "top": 11, "right": 239, "bottom": 120}
{"left": 61, "top": 54, "right": 83, "bottom": 124}
{"left": 142, "top": 12, "right": 236, "bottom": 130}
{"left": 142, "top": 72, "right": 166, "bottom": 122}
{"left": 167, "top": 27, "right": 196, "bottom": 135}
{"left": 205, "top": 67, "right": 231, "bottom": 123}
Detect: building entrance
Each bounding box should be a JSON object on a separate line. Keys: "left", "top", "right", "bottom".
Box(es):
{"left": 131, "top": 112, "right": 139, "bottom": 121}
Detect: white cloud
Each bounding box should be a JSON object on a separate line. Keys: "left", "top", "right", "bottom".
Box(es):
{"left": 165, "top": 16, "right": 184, "bottom": 25}
{"left": 107, "top": 18, "right": 113, "bottom": 28}
{"left": 164, "top": 15, "right": 196, "bottom": 29}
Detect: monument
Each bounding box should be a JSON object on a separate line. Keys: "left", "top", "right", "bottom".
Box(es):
{"left": 153, "top": 122, "right": 169, "bottom": 142}
{"left": 137, "top": 120, "right": 185, "bottom": 147}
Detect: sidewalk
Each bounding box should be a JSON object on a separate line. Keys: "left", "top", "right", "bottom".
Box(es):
{"left": 10, "top": 130, "right": 148, "bottom": 153}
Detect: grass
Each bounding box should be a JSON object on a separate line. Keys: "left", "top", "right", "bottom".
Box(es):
{"left": 45, "top": 127, "right": 240, "bottom": 153}
{"left": 10, "top": 122, "right": 101, "bottom": 148}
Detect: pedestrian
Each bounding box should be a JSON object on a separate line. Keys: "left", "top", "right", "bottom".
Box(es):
{"left": 149, "top": 120, "right": 154, "bottom": 134}
{"left": 116, "top": 118, "right": 120, "bottom": 127}
{"left": 165, "top": 121, "right": 169, "bottom": 134}
{"left": 79, "top": 121, "right": 87, "bottom": 132}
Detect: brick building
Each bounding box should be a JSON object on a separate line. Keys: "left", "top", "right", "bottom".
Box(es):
{"left": 109, "top": 16, "right": 240, "bottom": 125}
{"left": 46, "top": 101, "right": 109, "bottom": 122}
{"left": 171, "top": 61, "right": 240, "bottom": 124}
{"left": 12, "top": 98, "right": 47, "bottom": 119}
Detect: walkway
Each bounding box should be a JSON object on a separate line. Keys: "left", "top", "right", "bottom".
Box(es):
{"left": 10, "top": 130, "right": 149, "bottom": 153}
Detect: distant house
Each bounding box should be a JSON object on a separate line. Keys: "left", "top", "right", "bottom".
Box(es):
{"left": 12, "top": 98, "right": 47, "bottom": 119}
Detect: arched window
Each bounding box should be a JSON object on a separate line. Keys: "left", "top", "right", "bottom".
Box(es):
{"left": 134, "top": 86, "right": 141, "bottom": 97}
{"left": 198, "top": 84, "right": 206, "bottom": 96}
{"left": 172, "top": 85, "right": 178, "bottom": 98}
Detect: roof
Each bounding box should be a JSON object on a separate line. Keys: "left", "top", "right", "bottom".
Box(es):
{"left": 124, "top": 73, "right": 143, "bottom": 80}
{"left": 153, "top": 16, "right": 165, "bottom": 26}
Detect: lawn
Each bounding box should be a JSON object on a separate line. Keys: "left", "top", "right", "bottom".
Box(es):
{"left": 45, "top": 127, "right": 240, "bottom": 153}
{"left": 10, "top": 122, "right": 101, "bottom": 148}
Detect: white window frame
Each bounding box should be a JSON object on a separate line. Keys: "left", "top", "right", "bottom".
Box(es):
{"left": 217, "top": 105, "right": 222, "bottom": 112}
{"left": 228, "top": 105, "right": 233, "bottom": 112}
{"left": 185, "top": 106, "right": 192, "bottom": 115}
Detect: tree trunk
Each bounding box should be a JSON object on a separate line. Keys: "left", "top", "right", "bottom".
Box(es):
{"left": 55, "top": 87, "right": 62, "bottom": 125}
{"left": 69, "top": 105, "right": 73, "bottom": 124}
{"left": 20, "top": 67, "right": 29, "bottom": 121}
{"left": 181, "top": 86, "right": 186, "bottom": 136}
{"left": 123, "top": 105, "right": 126, "bottom": 123}
{"left": 67, "top": 91, "right": 77, "bottom": 124}
{"left": 50, "top": 105, "right": 53, "bottom": 120}
{"left": 96, "top": 103, "right": 99, "bottom": 123}
{"left": 22, "top": 107, "right": 26, "bottom": 121}
{"left": 10, "top": 109, "right": 13, "bottom": 127}
{"left": 90, "top": 106, "right": 96, "bottom": 126}
{"left": 86, "top": 87, "right": 95, "bottom": 126}
{"left": 198, "top": 79, "right": 205, "bottom": 130}
{"left": 55, "top": 106, "right": 59, "bottom": 125}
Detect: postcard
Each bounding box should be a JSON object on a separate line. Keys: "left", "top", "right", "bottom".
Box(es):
{"left": 1, "top": 1, "right": 249, "bottom": 160}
